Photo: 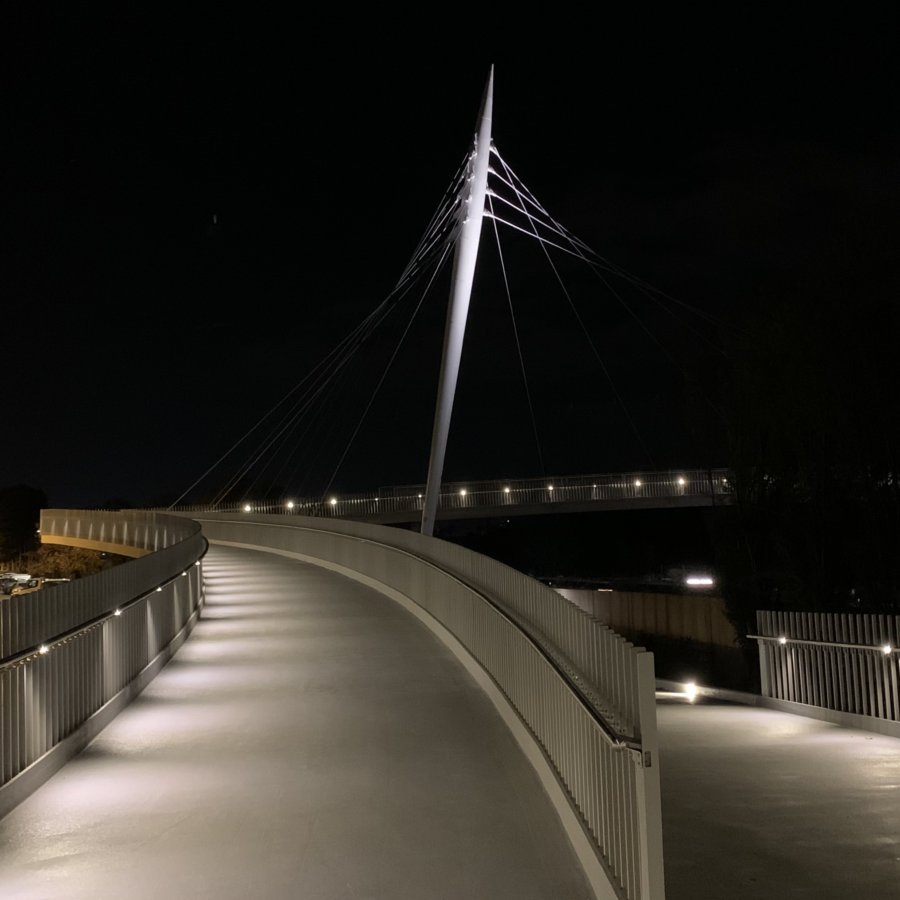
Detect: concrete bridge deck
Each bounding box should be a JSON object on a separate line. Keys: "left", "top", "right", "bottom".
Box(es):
{"left": 0, "top": 546, "right": 592, "bottom": 900}
{"left": 2, "top": 545, "right": 898, "bottom": 899}
{"left": 658, "top": 695, "right": 900, "bottom": 899}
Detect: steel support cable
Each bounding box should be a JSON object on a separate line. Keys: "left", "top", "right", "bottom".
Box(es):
{"left": 279, "top": 277, "right": 431, "bottom": 498}
{"left": 246, "top": 351, "right": 357, "bottom": 502}
{"left": 486, "top": 206, "right": 727, "bottom": 357}
{"left": 208, "top": 253, "right": 437, "bottom": 509}
{"left": 399, "top": 152, "right": 470, "bottom": 283}
{"left": 320, "top": 243, "right": 454, "bottom": 504}
{"left": 492, "top": 146, "right": 726, "bottom": 329}
{"left": 265, "top": 329, "right": 386, "bottom": 499}
{"left": 210, "top": 258, "right": 444, "bottom": 509}
{"left": 490, "top": 161, "right": 729, "bottom": 415}
{"left": 173, "top": 290, "right": 400, "bottom": 509}
{"left": 487, "top": 194, "right": 546, "bottom": 477}
{"left": 489, "top": 154, "right": 729, "bottom": 358}
{"left": 243, "top": 280, "right": 418, "bottom": 495}
{"left": 250, "top": 231, "right": 459, "bottom": 491}
{"left": 228, "top": 233, "right": 455, "bottom": 508}
{"left": 208, "top": 313, "right": 387, "bottom": 509}
{"left": 180, "top": 206, "right": 459, "bottom": 510}
{"left": 543, "top": 228, "right": 730, "bottom": 410}
{"left": 498, "top": 164, "right": 657, "bottom": 469}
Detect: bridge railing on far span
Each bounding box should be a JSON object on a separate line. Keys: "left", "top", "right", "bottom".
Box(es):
{"left": 0, "top": 511, "right": 206, "bottom": 815}
{"left": 186, "top": 511, "right": 665, "bottom": 900}
{"left": 170, "top": 468, "right": 730, "bottom": 521}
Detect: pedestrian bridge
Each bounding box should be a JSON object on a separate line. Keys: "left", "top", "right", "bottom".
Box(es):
{"left": 172, "top": 468, "right": 732, "bottom": 525}
{"left": 1, "top": 510, "right": 897, "bottom": 900}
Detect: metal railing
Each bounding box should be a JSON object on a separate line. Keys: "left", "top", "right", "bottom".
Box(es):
{"left": 752, "top": 610, "right": 900, "bottom": 722}
{"left": 166, "top": 468, "right": 731, "bottom": 522}
{"left": 0, "top": 511, "right": 205, "bottom": 794}
{"left": 188, "top": 511, "right": 664, "bottom": 900}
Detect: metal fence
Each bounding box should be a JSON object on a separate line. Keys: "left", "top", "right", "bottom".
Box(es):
{"left": 0, "top": 512, "right": 205, "bottom": 793}
{"left": 753, "top": 610, "right": 900, "bottom": 722}
{"left": 166, "top": 467, "right": 731, "bottom": 522}
{"left": 189, "top": 512, "right": 664, "bottom": 900}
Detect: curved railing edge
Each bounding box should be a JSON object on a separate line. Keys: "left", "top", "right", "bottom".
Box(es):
{"left": 0, "top": 512, "right": 207, "bottom": 821}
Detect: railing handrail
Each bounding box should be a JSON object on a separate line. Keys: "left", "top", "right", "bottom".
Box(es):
{"left": 749, "top": 633, "right": 896, "bottom": 653}
{"left": 0, "top": 539, "right": 209, "bottom": 672}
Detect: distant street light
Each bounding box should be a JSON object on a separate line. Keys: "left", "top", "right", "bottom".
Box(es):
{"left": 685, "top": 576, "right": 714, "bottom": 587}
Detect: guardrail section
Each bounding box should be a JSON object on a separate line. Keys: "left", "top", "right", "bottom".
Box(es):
{"left": 0, "top": 511, "right": 205, "bottom": 802}
{"left": 753, "top": 610, "right": 900, "bottom": 722}
{"left": 190, "top": 512, "right": 664, "bottom": 900}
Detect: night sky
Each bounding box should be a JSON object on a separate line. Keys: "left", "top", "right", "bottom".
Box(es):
{"left": 5, "top": 13, "right": 899, "bottom": 508}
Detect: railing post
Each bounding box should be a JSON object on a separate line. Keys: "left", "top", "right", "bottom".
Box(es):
{"left": 634, "top": 650, "right": 665, "bottom": 900}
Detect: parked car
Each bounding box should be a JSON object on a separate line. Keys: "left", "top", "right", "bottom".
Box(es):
{"left": 9, "top": 577, "right": 71, "bottom": 597}
{"left": 0, "top": 572, "right": 32, "bottom": 594}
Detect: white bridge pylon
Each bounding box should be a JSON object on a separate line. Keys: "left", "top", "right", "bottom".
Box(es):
{"left": 421, "top": 67, "right": 494, "bottom": 536}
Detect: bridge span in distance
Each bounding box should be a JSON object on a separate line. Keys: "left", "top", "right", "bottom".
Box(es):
{"left": 175, "top": 468, "right": 733, "bottom": 525}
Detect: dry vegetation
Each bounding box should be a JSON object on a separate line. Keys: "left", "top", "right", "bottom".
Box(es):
{"left": 1, "top": 545, "right": 128, "bottom": 581}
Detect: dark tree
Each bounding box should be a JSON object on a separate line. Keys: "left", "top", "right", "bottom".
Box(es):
{"left": 0, "top": 485, "right": 48, "bottom": 559}
{"left": 711, "top": 271, "right": 900, "bottom": 627}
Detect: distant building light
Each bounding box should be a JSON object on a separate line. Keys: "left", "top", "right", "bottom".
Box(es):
{"left": 503, "top": 487, "right": 510, "bottom": 494}
{"left": 39, "top": 645, "right": 49, "bottom": 655}
{"left": 243, "top": 504, "right": 251, "bottom": 512}
{"left": 460, "top": 489, "right": 467, "bottom": 496}
{"left": 685, "top": 576, "right": 714, "bottom": 586}
{"left": 548, "top": 485, "right": 553, "bottom": 491}
{"left": 677, "top": 477, "right": 686, "bottom": 485}
{"left": 418, "top": 494, "right": 422, "bottom": 499}
{"left": 286, "top": 501, "right": 294, "bottom": 509}
{"left": 330, "top": 498, "right": 337, "bottom": 506}
{"left": 779, "top": 636, "right": 787, "bottom": 645}
{"left": 684, "top": 682, "right": 697, "bottom": 702}
{"left": 114, "top": 609, "right": 122, "bottom": 616}
{"left": 882, "top": 645, "right": 893, "bottom": 656}
{"left": 634, "top": 479, "right": 642, "bottom": 487}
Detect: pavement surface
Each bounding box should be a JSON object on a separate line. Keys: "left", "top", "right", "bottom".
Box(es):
{"left": 658, "top": 694, "right": 900, "bottom": 900}
{"left": 0, "top": 545, "right": 592, "bottom": 900}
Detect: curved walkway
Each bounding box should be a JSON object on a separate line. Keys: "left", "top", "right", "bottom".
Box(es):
{"left": 0, "top": 545, "right": 592, "bottom": 900}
